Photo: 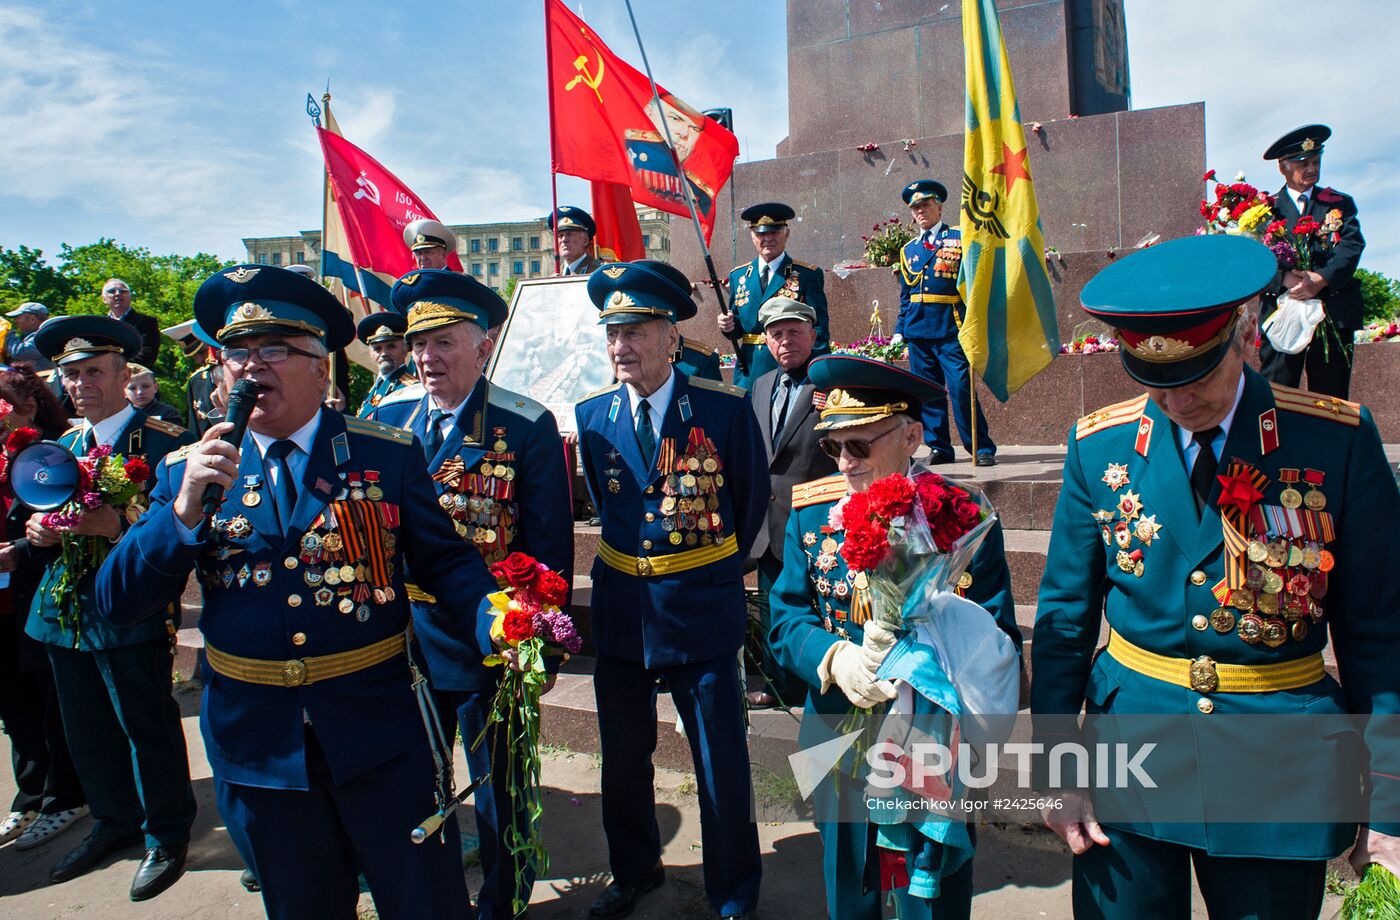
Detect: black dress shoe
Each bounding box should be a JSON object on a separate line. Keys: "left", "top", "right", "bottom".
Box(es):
{"left": 588, "top": 865, "right": 665, "bottom": 919}
{"left": 240, "top": 867, "right": 261, "bottom": 892}
{"left": 928, "top": 452, "right": 955, "bottom": 465}
{"left": 129, "top": 843, "right": 188, "bottom": 901}
{"left": 974, "top": 454, "right": 997, "bottom": 467}
{"left": 49, "top": 830, "right": 141, "bottom": 883}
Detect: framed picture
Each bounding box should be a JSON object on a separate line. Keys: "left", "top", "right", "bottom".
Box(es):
{"left": 487, "top": 276, "right": 611, "bottom": 432}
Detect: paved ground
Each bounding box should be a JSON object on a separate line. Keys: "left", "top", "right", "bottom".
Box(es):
{"left": 0, "top": 686, "right": 1349, "bottom": 918}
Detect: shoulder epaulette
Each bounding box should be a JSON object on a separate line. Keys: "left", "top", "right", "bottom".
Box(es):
{"left": 376, "top": 383, "right": 424, "bottom": 408}
{"left": 683, "top": 342, "right": 718, "bottom": 358}
{"left": 488, "top": 385, "right": 547, "bottom": 423}
{"left": 144, "top": 417, "right": 187, "bottom": 438}
{"left": 185, "top": 365, "right": 211, "bottom": 383}
{"left": 1270, "top": 383, "right": 1362, "bottom": 427}
{"left": 789, "top": 258, "right": 818, "bottom": 271}
{"left": 344, "top": 416, "right": 414, "bottom": 444}
{"left": 394, "top": 367, "right": 418, "bottom": 385}
{"left": 792, "top": 474, "right": 847, "bottom": 509}
{"left": 579, "top": 382, "right": 622, "bottom": 402}
{"left": 1075, "top": 394, "right": 1149, "bottom": 440}
{"left": 687, "top": 377, "right": 745, "bottom": 398}
{"left": 165, "top": 443, "right": 197, "bottom": 466}
{"left": 62, "top": 424, "right": 83, "bottom": 440}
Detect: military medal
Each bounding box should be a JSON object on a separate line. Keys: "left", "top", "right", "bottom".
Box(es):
{"left": 349, "top": 475, "right": 365, "bottom": 501}
{"left": 305, "top": 568, "right": 324, "bottom": 587}
{"left": 1246, "top": 541, "right": 1269, "bottom": 564}
{"left": 957, "top": 572, "right": 973, "bottom": 591}
{"left": 1302, "top": 469, "right": 1327, "bottom": 511}
{"left": 339, "top": 597, "right": 354, "bottom": 615}
{"left": 1116, "top": 491, "right": 1142, "bottom": 521}
{"left": 1102, "top": 463, "right": 1130, "bottom": 492}
{"left": 324, "top": 567, "right": 342, "bottom": 586}
{"left": 253, "top": 563, "right": 271, "bottom": 587}
{"left": 1278, "top": 468, "right": 1303, "bottom": 509}
{"left": 608, "top": 479, "right": 621, "bottom": 494}
{"left": 301, "top": 532, "right": 322, "bottom": 555}
{"left": 1265, "top": 539, "right": 1289, "bottom": 568}
{"left": 283, "top": 556, "right": 298, "bottom": 570}
{"left": 1238, "top": 613, "right": 1265, "bottom": 644}
{"left": 322, "top": 532, "right": 343, "bottom": 554}
{"left": 1291, "top": 620, "right": 1309, "bottom": 641}
{"left": 1231, "top": 588, "right": 1255, "bottom": 611}
{"left": 356, "top": 605, "right": 370, "bottom": 622}
{"left": 1211, "top": 607, "right": 1236, "bottom": 633}
{"left": 1116, "top": 550, "right": 1134, "bottom": 573}
{"left": 242, "top": 491, "right": 261, "bottom": 508}
{"left": 236, "top": 564, "right": 251, "bottom": 588}
{"left": 1113, "top": 521, "right": 1132, "bottom": 549}
{"left": 364, "top": 471, "right": 383, "bottom": 502}
{"left": 1133, "top": 514, "right": 1161, "bottom": 546}
{"left": 493, "top": 429, "right": 508, "bottom": 452}
{"left": 1261, "top": 618, "right": 1288, "bottom": 648}
{"left": 227, "top": 515, "right": 252, "bottom": 539}
{"left": 821, "top": 535, "right": 839, "bottom": 555}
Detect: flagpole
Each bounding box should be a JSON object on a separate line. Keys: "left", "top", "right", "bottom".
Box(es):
{"left": 545, "top": 0, "right": 562, "bottom": 275}
{"left": 621, "top": 0, "right": 744, "bottom": 374}
{"left": 319, "top": 89, "right": 338, "bottom": 404}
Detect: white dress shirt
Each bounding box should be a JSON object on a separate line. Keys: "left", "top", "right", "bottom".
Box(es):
{"left": 757, "top": 252, "right": 789, "bottom": 286}
{"left": 920, "top": 221, "right": 946, "bottom": 246}
{"left": 81, "top": 404, "right": 138, "bottom": 450}
{"left": 564, "top": 255, "right": 591, "bottom": 276}
{"left": 1177, "top": 372, "right": 1246, "bottom": 470}
{"left": 249, "top": 411, "right": 322, "bottom": 492}
{"left": 625, "top": 369, "right": 676, "bottom": 445}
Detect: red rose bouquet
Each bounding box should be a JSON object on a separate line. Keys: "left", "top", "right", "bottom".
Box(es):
{"left": 1200, "top": 171, "right": 1276, "bottom": 237}
{"left": 479, "top": 552, "right": 579, "bottom": 917}
{"left": 39, "top": 442, "right": 150, "bottom": 641}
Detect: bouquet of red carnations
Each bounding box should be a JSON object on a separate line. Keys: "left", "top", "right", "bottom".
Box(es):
{"left": 37, "top": 442, "right": 150, "bottom": 640}
{"left": 479, "top": 552, "right": 580, "bottom": 918}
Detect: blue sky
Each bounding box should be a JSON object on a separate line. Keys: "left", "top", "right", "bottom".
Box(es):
{"left": 1, "top": 0, "right": 1395, "bottom": 277}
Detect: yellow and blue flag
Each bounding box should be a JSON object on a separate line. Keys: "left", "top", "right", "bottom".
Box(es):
{"left": 956, "top": 0, "right": 1060, "bottom": 401}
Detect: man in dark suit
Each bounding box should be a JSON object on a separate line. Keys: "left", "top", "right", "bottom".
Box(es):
{"left": 102, "top": 279, "right": 161, "bottom": 367}
{"left": 1258, "top": 124, "right": 1365, "bottom": 399}
{"left": 25, "top": 316, "right": 195, "bottom": 900}
{"left": 747, "top": 295, "right": 836, "bottom": 707}
{"left": 549, "top": 207, "right": 606, "bottom": 276}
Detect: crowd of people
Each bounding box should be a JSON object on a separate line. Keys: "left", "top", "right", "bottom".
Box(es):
{"left": 0, "top": 121, "right": 1393, "bottom": 920}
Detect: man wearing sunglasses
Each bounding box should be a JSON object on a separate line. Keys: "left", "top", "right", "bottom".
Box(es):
{"left": 97, "top": 263, "right": 504, "bottom": 919}
{"left": 101, "top": 278, "right": 161, "bottom": 367}
{"left": 768, "top": 354, "right": 1018, "bottom": 919}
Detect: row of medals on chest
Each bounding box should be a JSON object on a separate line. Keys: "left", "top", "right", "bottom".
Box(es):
{"left": 438, "top": 433, "right": 516, "bottom": 546}
{"left": 1211, "top": 538, "right": 1332, "bottom": 647}
{"left": 655, "top": 446, "right": 724, "bottom": 547}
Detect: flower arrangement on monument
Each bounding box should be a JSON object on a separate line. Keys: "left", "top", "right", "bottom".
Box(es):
{"left": 479, "top": 551, "right": 581, "bottom": 917}
{"left": 1199, "top": 171, "right": 1276, "bottom": 236}
{"left": 1355, "top": 319, "right": 1400, "bottom": 344}
{"left": 861, "top": 218, "right": 917, "bottom": 268}
{"left": 1059, "top": 333, "right": 1119, "bottom": 355}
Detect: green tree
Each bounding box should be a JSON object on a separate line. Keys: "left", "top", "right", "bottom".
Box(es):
{"left": 0, "top": 246, "right": 74, "bottom": 311}
{"left": 1357, "top": 268, "right": 1400, "bottom": 324}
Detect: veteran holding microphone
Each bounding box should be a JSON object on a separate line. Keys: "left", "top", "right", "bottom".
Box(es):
{"left": 96, "top": 264, "right": 504, "bottom": 919}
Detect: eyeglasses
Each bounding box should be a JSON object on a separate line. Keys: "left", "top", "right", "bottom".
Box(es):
{"left": 818, "top": 426, "right": 902, "bottom": 460}
{"left": 103, "top": 288, "right": 129, "bottom": 295}
{"left": 220, "top": 344, "right": 323, "bottom": 366}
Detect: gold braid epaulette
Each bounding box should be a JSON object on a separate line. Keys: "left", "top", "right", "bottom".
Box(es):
{"left": 344, "top": 417, "right": 413, "bottom": 444}
{"left": 166, "top": 443, "right": 197, "bottom": 465}
{"left": 145, "top": 417, "right": 187, "bottom": 437}
{"left": 792, "top": 474, "right": 847, "bottom": 509}
{"left": 688, "top": 377, "right": 745, "bottom": 397}
{"left": 1270, "top": 383, "right": 1362, "bottom": 427}
{"left": 1075, "top": 394, "right": 1149, "bottom": 440}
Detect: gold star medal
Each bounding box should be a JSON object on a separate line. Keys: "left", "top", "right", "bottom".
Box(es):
{"left": 1102, "top": 463, "right": 1130, "bottom": 492}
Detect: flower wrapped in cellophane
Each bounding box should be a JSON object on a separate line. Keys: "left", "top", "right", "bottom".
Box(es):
{"left": 479, "top": 552, "right": 580, "bottom": 918}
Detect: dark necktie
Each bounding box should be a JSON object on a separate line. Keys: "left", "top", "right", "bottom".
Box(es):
{"left": 424, "top": 408, "right": 447, "bottom": 459}
{"left": 760, "top": 264, "right": 770, "bottom": 291}
{"left": 771, "top": 376, "right": 793, "bottom": 450}
{"left": 265, "top": 439, "right": 299, "bottom": 529}
{"left": 1297, "top": 193, "right": 1308, "bottom": 215}
{"left": 1189, "top": 426, "right": 1223, "bottom": 515}
{"left": 635, "top": 398, "right": 656, "bottom": 461}
{"left": 81, "top": 429, "right": 97, "bottom": 455}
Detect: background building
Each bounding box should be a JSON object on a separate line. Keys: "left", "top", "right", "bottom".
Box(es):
{"left": 243, "top": 208, "right": 673, "bottom": 291}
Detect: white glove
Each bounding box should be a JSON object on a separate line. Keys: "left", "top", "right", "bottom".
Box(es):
{"left": 890, "top": 334, "right": 904, "bottom": 345}
{"left": 823, "top": 642, "right": 897, "bottom": 709}
{"left": 859, "top": 619, "right": 898, "bottom": 673}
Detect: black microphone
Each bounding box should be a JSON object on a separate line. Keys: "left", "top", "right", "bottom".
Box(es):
{"left": 201, "top": 378, "right": 260, "bottom": 517}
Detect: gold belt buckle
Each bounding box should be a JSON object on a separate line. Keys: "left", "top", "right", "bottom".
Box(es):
{"left": 283, "top": 659, "right": 308, "bottom": 687}
{"left": 636, "top": 557, "right": 653, "bottom": 577}
{"left": 1189, "top": 656, "right": 1218, "bottom": 693}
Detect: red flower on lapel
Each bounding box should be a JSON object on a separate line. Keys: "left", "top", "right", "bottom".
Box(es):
{"left": 1314, "top": 187, "right": 1343, "bottom": 204}
{"left": 1216, "top": 469, "right": 1264, "bottom": 518}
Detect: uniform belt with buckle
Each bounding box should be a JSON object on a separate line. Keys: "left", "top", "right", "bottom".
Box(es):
{"left": 910, "top": 293, "right": 961, "bottom": 304}
{"left": 597, "top": 537, "right": 737, "bottom": 578}
{"left": 1106, "top": 628, "right": 1324, "bottom": 693}
{"left": 204, "top": 633, "right": 406, "bottom": 688}
{"left": 739, "top": 334, "right": 766, "bottom": 345}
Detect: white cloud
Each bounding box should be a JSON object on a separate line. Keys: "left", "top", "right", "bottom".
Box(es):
{"left": 1126, "top": 0, "right": 1400, "bottom": 275}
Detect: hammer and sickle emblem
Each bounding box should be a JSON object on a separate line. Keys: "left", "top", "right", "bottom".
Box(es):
{"left": 565, "top": 54, "right": 604, "bottom": 104}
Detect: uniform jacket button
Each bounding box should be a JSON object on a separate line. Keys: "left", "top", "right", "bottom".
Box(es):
{"left": 1196, "top": 698, "right": 1214, "bottom": 714}
{"left": 645, "top": 512, "right": 655, "bottom": 522}
{"left": 1192, "top": 615, "right": 1208, "bottom": 631}
{"left": 642, "top": 540, "right": 653, "bottom": 550}
{"left": 292, "top": 632, "right": 307, "bottom": 646}
{"left": 1190, "top": 570, "right": 1207, "bottom": 586}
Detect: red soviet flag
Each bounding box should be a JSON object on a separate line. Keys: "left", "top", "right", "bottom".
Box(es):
{"left": 590, "top": 180, "right": 645, "bottom": 262}
{"left": 316, "top": 126, "right": 463, "bottom": 276}
{"left": 546, "top": 0, "right": 738, "bottom": 243}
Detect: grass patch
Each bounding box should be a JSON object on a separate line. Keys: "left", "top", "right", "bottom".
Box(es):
{"left": 1328, "top": 869, "right": 1355, "bottom": 898}
{"left": 751, "top": 764, "right": 801, "bottom": 809}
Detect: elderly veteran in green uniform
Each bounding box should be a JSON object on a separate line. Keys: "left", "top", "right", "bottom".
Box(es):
{"left": 403, "top": 218, "right": 457, "bottom": 271}
{"left": 549, "top": 206, "right": 606, "bottom": 276}
{"left": 23, "top": 316, "right": 196, "bottom": 901}
{"left": 1032, "top": 234, "right": 1400, "bottom": 919}
{"left": 769, "top": 354, "right": 1018, "bottom": 919}
{"left": 720, "top": 203, "right": 830, "bottom": 391}
{"left": 354, "top": 312, "right": 417, "bottom": 418}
